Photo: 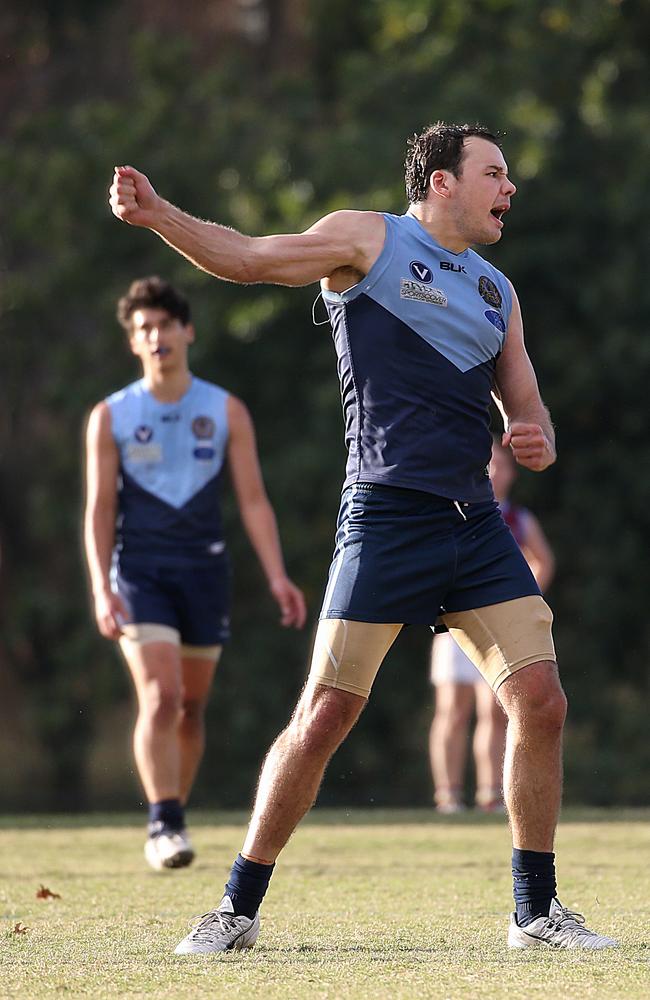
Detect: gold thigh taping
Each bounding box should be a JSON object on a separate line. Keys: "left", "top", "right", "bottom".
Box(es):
{"left": 309, "top": 619, "right": 402, "bottom": 699}
{"left": 181, "top": 644, "right": 223, "bottom": 663}
{"left": 441, "top": 595, "right": 556, "bottom": 692}
{"left": 119, "top": 622, "right": 180, "bottom": 647}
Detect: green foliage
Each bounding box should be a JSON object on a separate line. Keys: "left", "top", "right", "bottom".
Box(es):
{"left": 1, "top": 0, "right": 649, "bottom": 808}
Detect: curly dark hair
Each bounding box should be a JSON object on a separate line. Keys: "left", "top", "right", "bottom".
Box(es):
{"left": 404, "top": 122, "right": 502, "bottom": 203}
{"left": 117, "top": 276, "right": 191, "bottom": 332}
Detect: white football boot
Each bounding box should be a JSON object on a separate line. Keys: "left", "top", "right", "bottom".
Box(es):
{"left": 174, "top": 895, "right": 260, "bottom": 955}
{"left": 144, "top": 825, "right": 195, "bottom": 870}
{"left": 508, "top": 898, "right": 619, "bottom": 950}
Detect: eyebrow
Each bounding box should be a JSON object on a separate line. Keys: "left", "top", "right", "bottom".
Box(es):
{"left": 486, "top": 164, "right": 508, "bottom": 175}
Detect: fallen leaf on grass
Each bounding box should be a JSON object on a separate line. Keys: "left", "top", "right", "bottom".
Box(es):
{"left": 36, "top": 885, "right": 61, "bottom": 900}
{"left": 11, "top": 923, "right": 29, "bottom": 935}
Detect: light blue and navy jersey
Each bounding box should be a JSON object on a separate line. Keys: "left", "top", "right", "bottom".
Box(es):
{"left": 106, "top": 377, "right": 229, "bottom": 566}
{"left": 322, "top": 211, "right": 512, "bottom": 502}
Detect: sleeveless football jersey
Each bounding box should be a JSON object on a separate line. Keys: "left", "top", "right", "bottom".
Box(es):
{"left": 106, "top": 376, "right": 229, "bottom": 565}
{"left": 322, "top": 211, "right": 512, "bottom": 501}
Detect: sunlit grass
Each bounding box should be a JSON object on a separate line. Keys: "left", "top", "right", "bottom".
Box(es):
{"left": 1, "top": 809, "right": 648, "bottom": 998}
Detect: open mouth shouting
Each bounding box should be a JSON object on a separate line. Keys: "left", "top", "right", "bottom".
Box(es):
{"left": 490, "top": 204, "right": 509, "bottom": 228}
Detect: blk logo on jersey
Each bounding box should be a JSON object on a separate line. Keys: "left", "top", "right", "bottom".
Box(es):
{"left": 440, "top": 261, "right": 467, "bottom": 274}
{"left": 409, "top": 260, "right": 433, "bottom": 284}
{"left": 193, "top": 446, "right": 216, "bottom": 461}
{"left": 134, "top": 425, "right": 153, "bottom": 442}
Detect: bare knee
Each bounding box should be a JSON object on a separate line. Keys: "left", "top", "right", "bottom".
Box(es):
{"left": 499, "top": 661, "right": 567, "bottom": 734}
{"left": 141, "top": 682, "right": 182, "bottom": 729}
{"left": 289, "top": 684, "right": 365, "bottom": 757}
{"left": 179, "top": 697, "right": 207, "bottom": 734}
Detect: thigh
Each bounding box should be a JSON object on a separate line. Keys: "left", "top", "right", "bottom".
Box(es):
{"left": 308, "top": 618, "right": 402, "bottom": 699}
{"left": 114, "top": 560, "right": 180, "bottom": 632}
{"left": 442, "top": 594, "right": 556, "bottom": 692}
{"left": 171, "top": 560, "right": 231, "bottom": 647}
{"left": 321, "top": 485, "right": 456, "bottom": 626}
{"left": 445, "top": 501, "right": 540, "bottom": 614}
{"left": 119, "top": 638, "right": 183, "bottom": 704}
{"left": 181, "top": 651, "right": 221, "bottom": 706}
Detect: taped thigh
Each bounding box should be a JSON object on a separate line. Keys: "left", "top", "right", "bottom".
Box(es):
{"left": 441, "top": 595, "right": 555, "bottom": 692}
{"left": 308, "top": 618, "right": 402, "bottom": 699}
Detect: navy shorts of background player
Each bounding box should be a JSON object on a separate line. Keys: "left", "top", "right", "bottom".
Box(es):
{"left": 107, "top": 375, "right": 232, "bottom": 646}
{"left": 320, "top": 210, "right": 539, "bottom": 623}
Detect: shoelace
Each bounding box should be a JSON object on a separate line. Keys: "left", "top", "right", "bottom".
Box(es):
{"left": 545, "top": 905, "right": 601, "bottom": 944}
{"left": 187, "top": 909, "right": 240, "bottom": 944}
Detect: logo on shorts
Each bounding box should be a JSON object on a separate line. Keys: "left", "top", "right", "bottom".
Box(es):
{"left": 409, "top": 260, "right": 433, "bottom": 283}
{"left": 478, "top": 275, "right": 502, "bottom": 308}
{"left": 400, "top": 279, "right": 448, "bottom": 307}
{"left": 484, "top": 309, "right": 506, "bottom": 332}
{"left": 192, "top": 415, "right": 215, "bottom": 439}
{"left": 134, "top": 425, "right": 153, "bottom": 442}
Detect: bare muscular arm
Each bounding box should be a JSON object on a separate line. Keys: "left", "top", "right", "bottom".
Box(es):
{"left": 109, "top": 165, "right": 385, "bottom": 287}
{"left": 493, "top": 283, "right": 556, "bottom": 471}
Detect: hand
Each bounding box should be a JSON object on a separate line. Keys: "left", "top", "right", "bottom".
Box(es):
{"left": 93, "top": 589, "right": 129, "bottom": 640}
{"left": 269, "top": 576, "right": 307, "bottom": 629}
{"left": 502, "top": 423, "right": 556, "bottom": 471}
{"left": 109, "top": 165, "right": 162, "bottom": 228}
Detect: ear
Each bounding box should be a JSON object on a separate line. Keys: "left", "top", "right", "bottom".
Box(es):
{"left": 128, "top": 333, "right": 140, "bottom": 356}
{"left": 429, "top": 169, "right": 453, "bottom": 199}
{"left": 185, "top": 323, "right": 196, "bottom": 345}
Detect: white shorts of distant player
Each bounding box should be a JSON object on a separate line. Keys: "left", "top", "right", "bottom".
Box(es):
{"left": 430, "top": 631, "right": 484, "bottom": 686}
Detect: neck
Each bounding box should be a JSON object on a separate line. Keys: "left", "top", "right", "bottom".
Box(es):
{"left": 143, "top": 367, "right": 192, "bottom": 403}
{"left": 408, "top": 203, "right": 469, "bottom": 254}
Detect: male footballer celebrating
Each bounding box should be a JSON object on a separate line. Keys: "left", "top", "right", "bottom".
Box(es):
{"left": 109, "top": 123, "right": 617, "bottom": 951}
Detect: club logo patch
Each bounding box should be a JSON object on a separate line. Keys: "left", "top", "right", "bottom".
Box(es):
{"left": 478, "top": 276, "right": 502, "bottom": 308}
{"left": 134, "top": 425, "right": 153, "bottom": 443}
{"left": 484, "top": 309, "right": 506, "bottom": 332}
{"left": 409, "top": 261, "right": 433, "bottom": 284}
{"left": 192, "top": 415, "right": 215, "bottom": 439}
{"left": 400, "top": 279, "right": 447, "bottom": 307}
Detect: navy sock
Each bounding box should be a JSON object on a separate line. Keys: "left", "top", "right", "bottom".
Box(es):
{"left": 148, "top": 798, "right": 185, "bottom": 833}
{"left": 224, "top": 854, "right": 275, "bottom": 918}
{"left": 512, "top": 848, "right": 556, "bottom": 927}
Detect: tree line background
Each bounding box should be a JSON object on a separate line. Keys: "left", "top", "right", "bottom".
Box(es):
{"left": 1, "top": 0, "right": 648, "bottom": 810}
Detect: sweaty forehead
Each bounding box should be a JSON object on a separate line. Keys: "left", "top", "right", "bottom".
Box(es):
{"left": 463, "top": 136, "right": 508, "bottom": 172}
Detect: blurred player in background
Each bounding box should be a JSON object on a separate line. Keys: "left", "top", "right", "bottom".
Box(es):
{"left": 84, "top": 276, "right": 305, "bottom": 870}
{"left": 430, "top": 435, "right": 555, "bottom": 813}
{"left": 108, "top": 123, "right": 617, "bottom": 951}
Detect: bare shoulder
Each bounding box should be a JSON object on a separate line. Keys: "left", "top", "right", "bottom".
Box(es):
{"left": 308, "top": 209, "right": 385, "bottom": 248}
{"left": 87, "top": 400, "right": 112, "bottom": 439}
{"left": 226, "top": 394, "right": 253, "bottom": 433}
{"left": 314, "top": 211, "right": 386, "bottom": 290}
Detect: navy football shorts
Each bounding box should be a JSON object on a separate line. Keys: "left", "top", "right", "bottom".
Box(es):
{"left": 320, "top": 483, "right": 539, "bottom": 625}
{"left": 114, "top": 555, "right": 231, "bottom": 646}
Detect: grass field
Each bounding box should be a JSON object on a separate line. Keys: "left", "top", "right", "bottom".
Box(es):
{"left": 1, "top": 809, "right": 648, "bottom": 999}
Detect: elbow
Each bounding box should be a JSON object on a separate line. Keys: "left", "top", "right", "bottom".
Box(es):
{"left": 236, "top": 238, "right": 266, "bottom": 284}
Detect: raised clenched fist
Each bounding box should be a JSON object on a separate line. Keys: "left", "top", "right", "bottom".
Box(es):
{"left": 109, "top": 165, "right": 161, "bottom": 228}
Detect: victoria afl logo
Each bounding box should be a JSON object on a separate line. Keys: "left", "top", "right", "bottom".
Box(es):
{"left": 134, "top": 425, "right": 153, "bottom": 443}
{"left": 409, "top": 260, "right": 433, "bottom": 284}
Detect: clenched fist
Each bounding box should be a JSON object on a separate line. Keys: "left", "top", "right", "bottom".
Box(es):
{"left": 502, "top": 423, "right": 556, "bottom": 472}
{"left": 109, "top": 165, "right": 162, "bottom": 228}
